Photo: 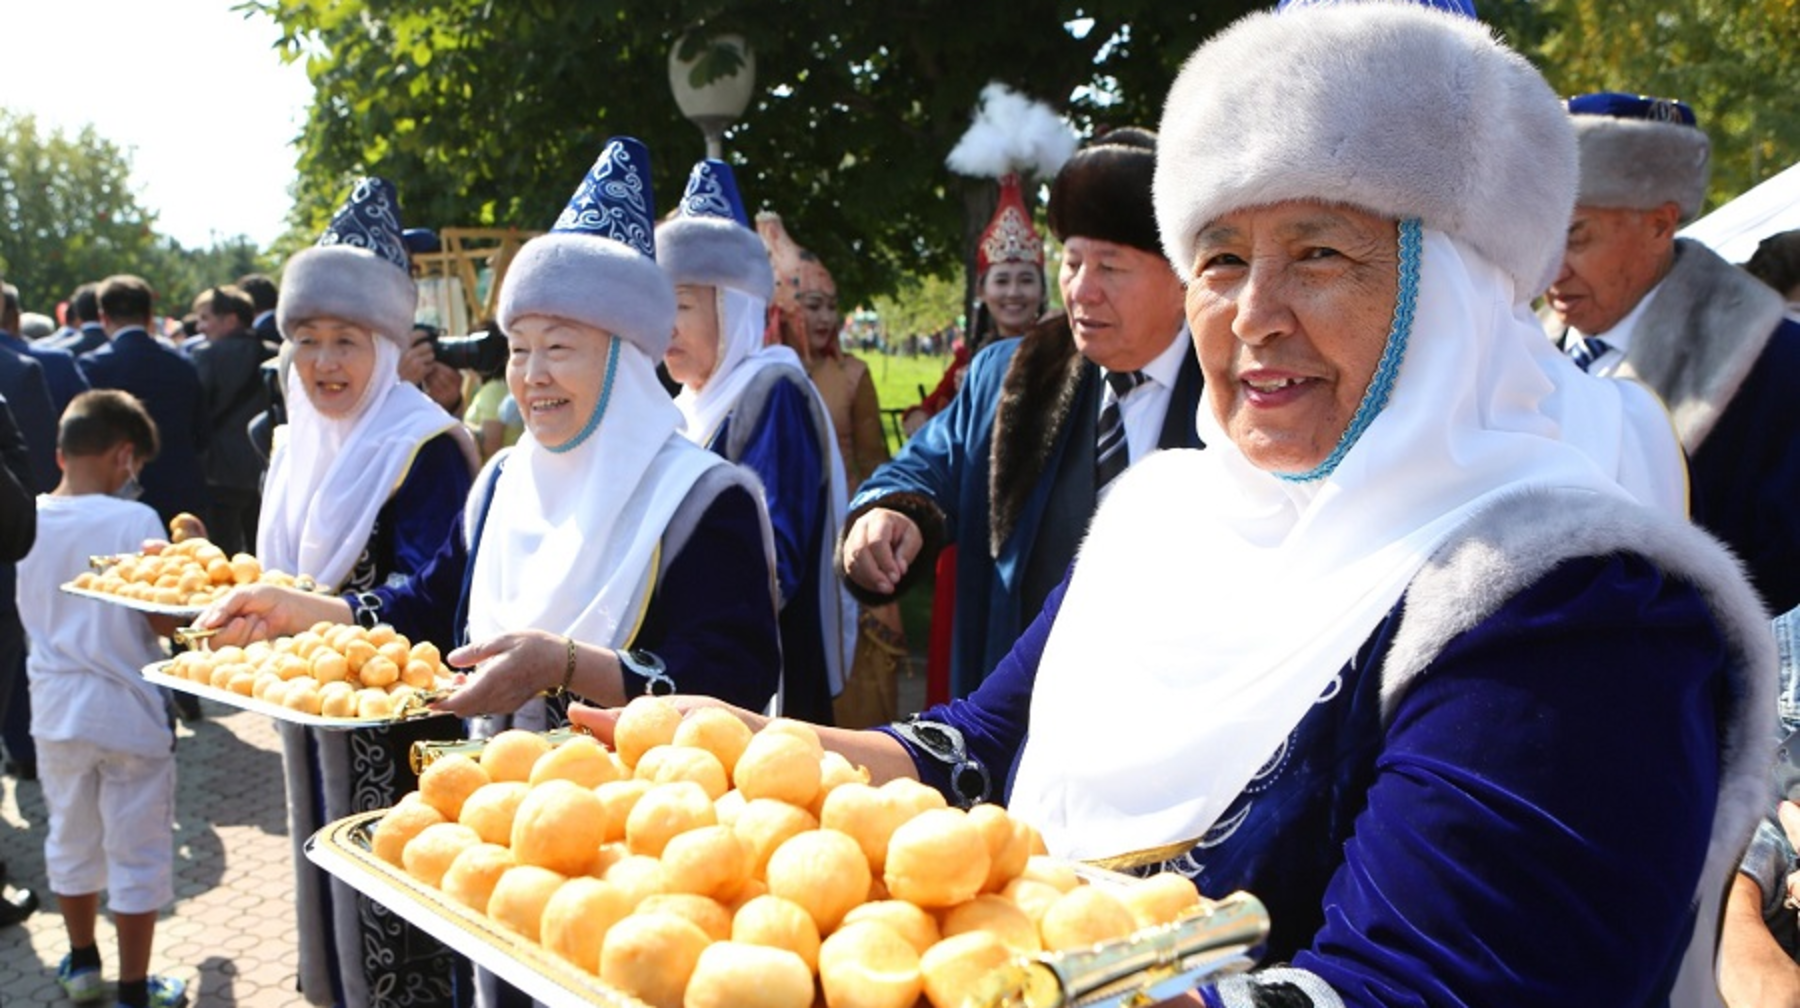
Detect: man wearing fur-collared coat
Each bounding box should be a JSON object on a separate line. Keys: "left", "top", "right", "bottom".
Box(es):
{"left": 1546, "top": 92, "right": 1800, "bottom": 616}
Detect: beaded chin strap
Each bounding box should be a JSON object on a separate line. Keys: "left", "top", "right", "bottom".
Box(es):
{"left": 1276, "top": 216, "right": 1423, "bottom": 483}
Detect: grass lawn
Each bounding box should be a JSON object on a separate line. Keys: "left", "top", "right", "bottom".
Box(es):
{"left": 846, "top": 349, "right": 954, "bottom": 664}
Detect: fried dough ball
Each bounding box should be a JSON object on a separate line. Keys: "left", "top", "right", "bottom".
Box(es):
{"left": 356, "top": 688, "right": 395, "bottom": 719}
{"left": 758, "top": 718, "right": 824, "bottom": 757}
{"left": 418, "top": 754, "right": 491, "bottom": 821}
{"left": 884, "top": 808, "right": 990, "bottom": 909}
{"left": 281, "top": 681, "right": 323, "bottom": 716}
{"left": 401, "top": 659, "right": 439, "bottom": 689}
{"left": 599, "top": 912, "right": 711, "bottom": 1008}
{"left": 318, "top": 681, "right": 358, "bottom": 718}
{"left": 810, "top": 750, "right": 871, "bottom": 818}
{"left": 713, "top": 789, "right": 746, "bottom": 828}
{"left": 358, "top": 655, "right": 400, "bottom": 689}
{"left": 457, "top": 781, "right": 530, "bottom": 846}
{"left": 733, "top": 733, "right": 820, "bottom": 808}
{"left": 841, "top": 900, "right": 941, "bottom": 957}
{"left": 1040, "top": 884, "right": 1137, "bottom": 951}
{"left": 440, "top": 843, "right": 516, "bottom": 914}
{"left": 819, "top": 782, "right": 906, "bottom": 873}
{"left": 660, "top": 825, "right": 750, "bottom": 902}
{"left": 920, "top": 931, "right": 1014, "bottom": 1008}
{"left": 229, "top": 552, "right": 261, "bottom": 584}
{"left": 941, "top": 894, "right": 1041, "bottom": 953}
{"left": 818, "top": 920, "right": 923, "bottom": 1008}
{"left": 968, "top": 803, "right": 1033, "bottom": 893}
{"left": 626, "top": 781, "right": 717, "bottom": 858}
{"left": 480, "top": 728, "right": 552, "bottom": 783}
{"left": 591, "top": 841, "right": 630, "bottom": 879}
{"left": 310, "top": 650, "right": 350, "bottom": 685}
{"left": 371, "top": 794, "right": 446, "bottom": 867}
{"left": 732, "top": 894, "right": 823, "bottom": 973}
{"left": 614, "top": 695, "right": 684, "bottom": 770}
{"left": 594, "top": 779, "right": 654, "bottom": 843}
{"left": 764, "top": 829, "right": 871, "bottom": 933}
{"left": 511, "top": 779, "right": 607, "bottom": 876}
{"left": 635, "top": 744, "right": 730, "bottom": 801}
{"left": 684, "top": 941, "right": 815, "bottom": 1008}
{"left": 1001, "top": 877, "right": 1063, "bottom": 925}
{"left": 731, "top": 798, "right": 818, "bottom": 878}
{"left": 486, "top": 865, "right": 567, "bottom": 943}
{"left": 402, "top": 822, "right": 483, "bottom": 888}
{"left": 540, "top": 876, "right": 633, "bottom": 974}
{"left": 880, "top": 777, "right": 949, "bottom": 821}
{"left": 602, "top": 854, "right": 669, "bottom": 910}
{"left": 638, "top": 893, "right": 733, "bottom": 942}
{"left": 529, "top": 735, "right": 620, "bottom": 789}
{"left": 1018, "top": 855, "right": 1080, "bottom": 893}
{"left": 671, "top": 707, "right": 754, "bottom": 778}
{"left": 1120, "top": 872, "right": 1202, "bottom": 929}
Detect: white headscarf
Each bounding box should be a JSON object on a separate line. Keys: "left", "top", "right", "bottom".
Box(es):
{"left": 465, "top": 337, "right": 724, "bottom": 664}
{"left": 258, "top": 337, "right": 465, "bottom": 588}
{"left": 674, "top": 286, "right": 857, "bottom": 696}
{"left": 1008, "top": 228, "right": 1688, "bottom": 862}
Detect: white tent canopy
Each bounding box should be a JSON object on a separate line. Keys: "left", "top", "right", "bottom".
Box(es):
{"left": 1679, "top": 159, "right": 1800, "bottom": 264}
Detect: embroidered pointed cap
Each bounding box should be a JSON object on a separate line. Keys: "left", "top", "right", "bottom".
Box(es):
{"left": 551, "top": 137, "right": 658, "bottom": 259}
{"left": 977, "top": 173, "right": 1045, "bottom": 273}
{"left": 500, "top": 137, "right": 676, "bottom": 358}
{"left": 655, "top": 158, "right": 774, "bottom": 299}
{"left": 278, "top": 175, "right": 417, "bottom": 342}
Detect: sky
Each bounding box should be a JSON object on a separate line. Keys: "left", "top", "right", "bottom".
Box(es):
{"left": 2, "top": 0, "right": 314, "bottom": 250}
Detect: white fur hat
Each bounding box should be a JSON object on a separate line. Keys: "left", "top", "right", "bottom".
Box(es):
{"left": 1155, "top": 1, "right": 1577, "bottom": 297}
{"left": 656, "top": 159, "right": 775, "bottom": 301}
{"left": 278, "top": 177, "right": 417, "bottom": 343}
{"left": 1568, "top": 93, "right": 1710, "bottom": 221}
{"left": 498, "top": 138, "right": 676, "bottom": 360}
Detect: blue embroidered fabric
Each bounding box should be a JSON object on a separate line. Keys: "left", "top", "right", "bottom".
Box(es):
{"left": 679, "top": 158, "right": 751, "bottom": 225}
{"left": 553, "top": 137, "right": 657, "bottom": 258}
{"left": 317, "top": 176, "right": 410, "bottom": 272}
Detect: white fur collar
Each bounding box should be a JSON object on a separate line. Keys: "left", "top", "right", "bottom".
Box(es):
{"left": 1383, "top": 487, "right": 1774, "bottom": 1005}
{"left": 1615, "top": 240, "right": 1786, "bottom": 451}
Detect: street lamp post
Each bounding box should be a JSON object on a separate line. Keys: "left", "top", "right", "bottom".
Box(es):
{"left": 668, "top": 33, "right": 757, "bottom": 160}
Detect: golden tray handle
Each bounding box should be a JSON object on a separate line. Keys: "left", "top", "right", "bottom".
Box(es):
{"left": 171, "top": 625, "right": 219, "bottom": 647}
{"left": 967, "top": 890, "right": 1269, "bottom": 1008}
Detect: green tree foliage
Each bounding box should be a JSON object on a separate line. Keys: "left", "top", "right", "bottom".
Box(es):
{"left": 1483, "top": 0, "right": 1800, "bottom": 210}
{"left": 0, "top": 112, "right": 162, "bottom": 313}
{"left": 249, "top": 0, "right": 1260, "bottom": 305}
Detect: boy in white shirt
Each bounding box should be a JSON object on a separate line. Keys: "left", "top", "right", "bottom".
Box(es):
{"left": 16, "top": 390, "right": 186, "bottom": 1008}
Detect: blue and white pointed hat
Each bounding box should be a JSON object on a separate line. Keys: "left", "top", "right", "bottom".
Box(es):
{"left": 499, "top": 137, "right": 676, "bottom": 358}
{"left": 654, "top": 158, "right": 775, "bottom": 301}
{"left": 278, "top": 176, "right": 418, "bottom": 342}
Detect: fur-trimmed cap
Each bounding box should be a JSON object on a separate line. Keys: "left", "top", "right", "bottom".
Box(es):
{"left": 1155, "top": 2, "right": 1577, "bottom": 297}
{"left": 499, "top": 137, "right": 675, "bottom": 360}
{"left": 656, "top": 159, "right": 775, "bottom": 301}
{"left": 278, "top": 176, "right": 417, "bottom": 342}
{"left": 1048, "top": 128, "right": 1159, "bottom": 254}
{"left": 1569, "top": 92, "right": 1710, "bottom": 221}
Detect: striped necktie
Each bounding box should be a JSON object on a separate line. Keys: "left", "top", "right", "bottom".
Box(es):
{"left": 1568, "top": 335, "right": 1612, "bottom": 373}
{"left": 1095, "top": 369, "right": 1148, "bottom": 491}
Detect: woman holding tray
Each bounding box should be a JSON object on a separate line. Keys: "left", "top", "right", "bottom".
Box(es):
{"left": 573, "top": 3, "right": 1773, "bottom": 1004}
{"left": 257, "top": 176, "right": 479, "bottom": 1008}
{"left": 199, "top": 140, "right": 782, "bottom": 734}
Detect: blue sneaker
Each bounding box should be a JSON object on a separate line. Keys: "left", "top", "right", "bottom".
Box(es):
{"left": 135, "top": 974, "right": 188, "bottom": 1008}
{"left": 56, "top": 954, "right": 105, "bottom": 1002}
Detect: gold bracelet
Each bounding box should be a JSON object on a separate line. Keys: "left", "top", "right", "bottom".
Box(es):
{"left": 560, "top": 637, "right": 577, "bottom": 695}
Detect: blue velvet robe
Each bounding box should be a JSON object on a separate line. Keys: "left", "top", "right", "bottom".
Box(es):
{"left": 885, "top": 553, "right": 1728, "bottom": 1006}
{"left": 706, "top": 373, "right": 833, "bottom": 723}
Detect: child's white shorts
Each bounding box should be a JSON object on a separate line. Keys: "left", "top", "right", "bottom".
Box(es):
{"left": 37, "top": 738, "right": 176, "bottom": 915}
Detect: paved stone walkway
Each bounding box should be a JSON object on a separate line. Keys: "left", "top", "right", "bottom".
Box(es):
{"left": 0, "top": 699, "right": 309, "bottom": 1007}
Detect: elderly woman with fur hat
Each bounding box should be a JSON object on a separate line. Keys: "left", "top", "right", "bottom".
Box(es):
{"left": 576, "top": 3, "right": 1773, "bottom": 1004}
{"left": 243, "top": 176, "right": 481, "bottom": 1008}
{"left": 203, "top": 139, "right": 781, "bottom": 729}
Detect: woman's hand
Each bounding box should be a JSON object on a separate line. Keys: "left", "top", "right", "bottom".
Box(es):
{"left": 193, "top": 583, "right": 354, "bottom": 646}
{"left": 566, "top": 695, "right": 758, "bottom": 748}
{"left": 841, "top": 508, "right": 922, "bottom": 594}
{"left": 434, "top": 630, "right": 565, "bottom": 717}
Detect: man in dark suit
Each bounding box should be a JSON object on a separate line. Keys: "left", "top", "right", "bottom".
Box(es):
{"left": 77, "top": 275, "right": 209, "bottom": 529}
{"left": 1, "top": 283, "right": 87, "bottom": 414}
{"left": 237, "top": 272, "right": 282, "bottom": 349}
{"left": 46, "top": 283, "right": 106, "bottom": 356}
{"left": 191, "top": 284, "right": 273, "bottom": 555}
{"left": 0, "top": 392, "right": 42, "bottom": 927}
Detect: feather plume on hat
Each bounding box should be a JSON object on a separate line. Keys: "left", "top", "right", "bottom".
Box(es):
{"left": 946, "top": 83, "right": 1079, "bottom": 182}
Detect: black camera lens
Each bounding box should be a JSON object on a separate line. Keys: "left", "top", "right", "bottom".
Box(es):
{"left": 433, "top": 328, "right": 509, "bottom": 374}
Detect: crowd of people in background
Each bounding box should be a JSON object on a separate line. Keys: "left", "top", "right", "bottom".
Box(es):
{"left": 3, "top": 1, "right": 1800, "bottom": 1007}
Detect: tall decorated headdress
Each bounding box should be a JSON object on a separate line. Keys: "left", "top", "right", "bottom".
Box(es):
{"left": 278, "top": 176, "right": 417, "bottom": 342}
{"left": 946, "top": 83, "right": 1078, "bottom": 274}
{"left": 756, "top": 211, "right": 839, "bottom": 358}
{"left": 498, "top": 137, "right": 675, "bottom": 359}
{"left": 656, "top": 158, "right": 776, "bottom": 300}
{"left": 1567, "top": 92, "right": 1710, "bottom": 222}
